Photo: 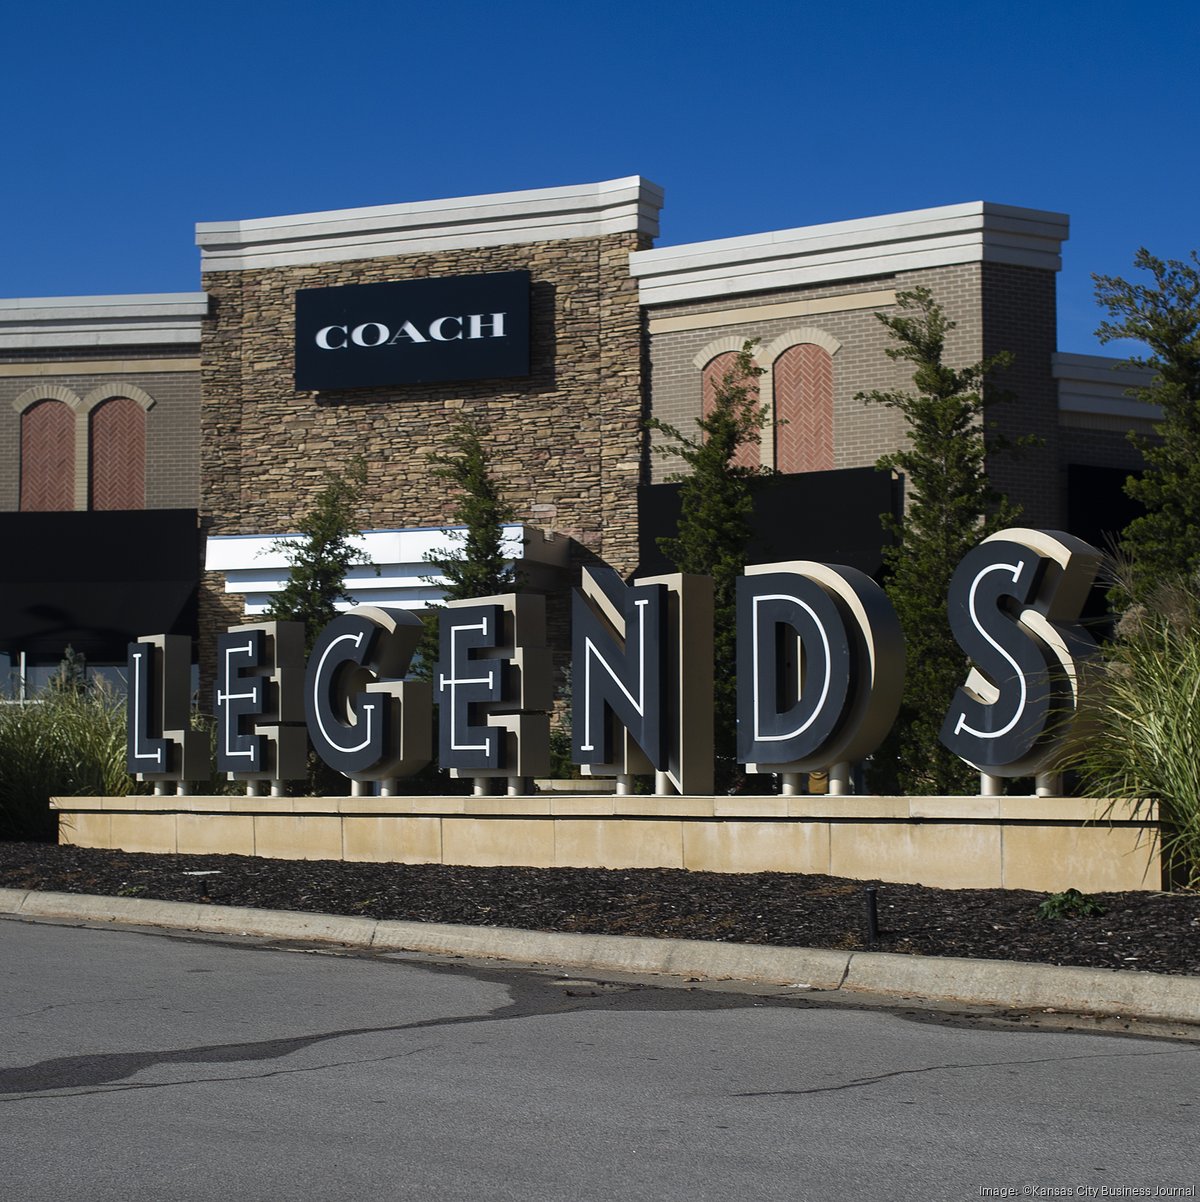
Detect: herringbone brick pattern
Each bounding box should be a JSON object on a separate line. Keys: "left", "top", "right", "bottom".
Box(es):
{"left": 89, "top": 397, "right": 145, "bottom": 510}
{"left": 775, "top": 344, "right": 833, "bottom": 473}
{"left": 702, "top": 351, "right": 760, "bottom": 469}
{"left": 19, "top": 400, "right": 74, "bottom": 511}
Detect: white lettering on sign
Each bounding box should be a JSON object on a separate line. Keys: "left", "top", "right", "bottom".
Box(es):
{"left": 350, "top": 322, "right": 390, "bottom": 348}
{"left": 429, "top": 316, "right": 463, "bottom": 341}
{"left": 315, "top": 325, "right": 348, "bottom": 349}
{"left": 468, "top": 313, "right": 505, "bottom": 339}
{"left": 315, "top": 314, "right": 507, "bottom": 351}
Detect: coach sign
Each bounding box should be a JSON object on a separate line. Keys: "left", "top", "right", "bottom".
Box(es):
{"left": 294, "top": 270, "right": 531, "bottom": 391}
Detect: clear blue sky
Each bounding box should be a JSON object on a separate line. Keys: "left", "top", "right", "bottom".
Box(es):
{"left": 3, "top": 0, "right": 1195, "bottom": 354}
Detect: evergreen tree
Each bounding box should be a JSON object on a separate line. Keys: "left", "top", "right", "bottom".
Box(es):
{"left": 1094, "top": 249, "right": 1200, "bottom": 600}
{"left": 265, "top": 458, "right": 367, "bottom": 651}
{"left": 858, "top": 288, "right": 1021, "bottom": 795}
{"left": 648, "top": 342, "right": 769, "bottom": 791}
{"left": 425, "top": 420, "right": 517, "bottom": 601}
{"left": 263, "top": 459, "right": 368, "bottom": 796}
{"left": 418, "top": 420, "right": 518, "bottom": 677}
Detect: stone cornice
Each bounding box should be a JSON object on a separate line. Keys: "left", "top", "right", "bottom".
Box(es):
{"left": 631, "top": 202, "right": 1069, "bottom": 306}
{"left": 0, "top": 293, "right": 208, "bottom": 350}
{"left": 195, "top": 177, "right": 665, "bottom": 273}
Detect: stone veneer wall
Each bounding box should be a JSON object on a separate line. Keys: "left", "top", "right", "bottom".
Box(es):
{"left": 199, "top": 230, "right": 650, "bottom": 677}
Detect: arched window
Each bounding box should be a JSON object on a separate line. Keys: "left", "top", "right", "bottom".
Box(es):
{"left": 774, "top": 343, "right": 834, "bottom": 474}
{"left": 20, "top": 399, "right": 75, "bottom": 511}
{"left": 701, "top": 351, "right": 760, "bottom": 470}
{"left": 89, "top": 397, "right": 146, "bottom": 510}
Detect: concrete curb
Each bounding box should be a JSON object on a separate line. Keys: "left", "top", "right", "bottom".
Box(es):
{"left": 4, "top": 887, "right": 1199, "bottom": 1024}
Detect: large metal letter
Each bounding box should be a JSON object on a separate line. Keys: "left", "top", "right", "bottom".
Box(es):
{"left": 434, "top": 593, "right": 552, "bottom": 783}
{"left": 126, "top": 634, "right": 208, "bottom": 784}
{"left": 737, "top": 562, "right": 905, "bottom": 775}
{"left": 215, "top": 622, "right": 307, "bottom": 783}
{"left": 305, "top": 606, "right": 432, "bottom": 782}
{"left": 572, "top": 567, "right": 668, "bottom": 778}
{"left": 940, "top": 528, "right": 1101, "bottom": 776}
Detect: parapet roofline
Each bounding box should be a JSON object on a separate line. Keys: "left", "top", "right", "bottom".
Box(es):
{"left": 196, "top": 176, "right": 666, "bottom": 272}
{"left": 0, "top": 292, "right": 209, "bottom": 350}
{"left": 631, "top": 201, "right": 1070, "bottom": 306}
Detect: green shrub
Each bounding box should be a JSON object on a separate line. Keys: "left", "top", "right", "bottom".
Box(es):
{"left": 1037, "top": 889, "right": 1106, "bottom": 920}
{"left": 1069, "top": 573, "right": 1200, "bottom": 888}
{"left": 0, "top": 683, "right": 144, "bottom": 842}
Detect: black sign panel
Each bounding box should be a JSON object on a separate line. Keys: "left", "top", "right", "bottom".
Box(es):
{"left": 295, "top": 271, "right": 530, "bottom": 391}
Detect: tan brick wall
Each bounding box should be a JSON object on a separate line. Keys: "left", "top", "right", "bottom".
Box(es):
{"left": 0, "top": 355, "right": 201, "bottom": 512}
{"left": 646, "top": 266, "right": 986, "bottom": 486}
{"left": 645, "top": 262, "right": 1068, "bottom": 530}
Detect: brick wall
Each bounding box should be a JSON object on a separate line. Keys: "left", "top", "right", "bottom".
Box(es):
{"left": 0, "top": 353, "right": 201, "bottom": 512}
{"left": 647, "top": 266, "right": 985, "bottom": 485}
{"left": 980, "top": 262, "right": 1061, "bottom": 528}
{"left": 645, "top": 261, "right": 1069, "bottom": 529}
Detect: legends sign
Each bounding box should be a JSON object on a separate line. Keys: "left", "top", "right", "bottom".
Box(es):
{"left": 294, "top": 271, "right": 531, "bottom": 391}
{"left": 128, "top": 528, "right": 1102, "bottom": 792}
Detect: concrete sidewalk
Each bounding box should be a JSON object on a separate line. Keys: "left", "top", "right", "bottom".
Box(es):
{"left": 3, "top": 885, "right": 1199, "bottom": 1025}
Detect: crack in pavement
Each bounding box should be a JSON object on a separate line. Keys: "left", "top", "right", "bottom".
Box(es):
{"left": 0, "top": 1007, "right": 530, "bottom": 1095}
{"left": 1, "top": 1045, "right": 438, "bottom": 1103}
{"left": 733, "top": 1045, "right": 1200, "bottom": 1097}
{"left": 0, "top": 995, "right": 154, "bottom": 1024}
{"left": 0, "top": 961, "right": 799, "bottom": 1096}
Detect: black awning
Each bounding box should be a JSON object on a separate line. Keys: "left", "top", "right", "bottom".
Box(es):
{"left": 0, "top": 509, "right": 201, "bottom": 660}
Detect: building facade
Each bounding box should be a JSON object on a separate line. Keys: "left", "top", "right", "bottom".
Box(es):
{"left": 0, "top": 177, "right": 1152, "bottom": 691}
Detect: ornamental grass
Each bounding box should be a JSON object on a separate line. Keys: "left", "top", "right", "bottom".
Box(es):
{"left": 1070, "top": 574, "right": 1200, "bottom": 889}
{"left": 0, "top": 682, "right": 139, "bottom": 842}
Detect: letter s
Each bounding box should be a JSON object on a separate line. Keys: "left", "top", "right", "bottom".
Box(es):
{"left": 940, "top": 528, "right": 1100, "bottom": 776}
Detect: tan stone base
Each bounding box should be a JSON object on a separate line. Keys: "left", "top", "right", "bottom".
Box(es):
{"left": 50, "top": 794, "right": 1163, "bottom": 893}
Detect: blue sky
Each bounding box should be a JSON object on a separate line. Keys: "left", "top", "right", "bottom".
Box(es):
{"left": 3, "top": 0, "right": 1195, "bottom": 353}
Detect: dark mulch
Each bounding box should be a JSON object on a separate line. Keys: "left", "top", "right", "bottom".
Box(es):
{"left": 2, "top": 841, "right": 1198, "bottom": 976}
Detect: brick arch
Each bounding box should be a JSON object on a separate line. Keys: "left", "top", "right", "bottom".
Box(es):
{"left": 12, "top": 383, "right": 83, "bottom": 414}
{"left": 81, "top": 382, "right": 157, "bottom": 414}
{"left": 20, "top": 399, "right": 76, "bottom": 511}
{"left": 701, "top": 350, "right": 760, "bottom": 471}
{"left": 692, "top": 335, "right": 750, "bottom": 370}
{"left": 89, "top": 396, "right": 146, "bottom": 510}
{"left": 760, "top": 327, "right": 842, "bottom": 362}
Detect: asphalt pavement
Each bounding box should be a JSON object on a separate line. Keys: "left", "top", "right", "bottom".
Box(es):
{"left": 3, "top": 915, "right": 1199, "bottom": 1202}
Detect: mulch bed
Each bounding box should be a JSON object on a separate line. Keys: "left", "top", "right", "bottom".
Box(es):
{"left": 2, "top": 841, "right": 1198, "bottom": 976}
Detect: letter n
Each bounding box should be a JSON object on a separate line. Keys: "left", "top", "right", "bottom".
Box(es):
{"left": 571, "top": 567, "right": 667, "bottom": 776}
